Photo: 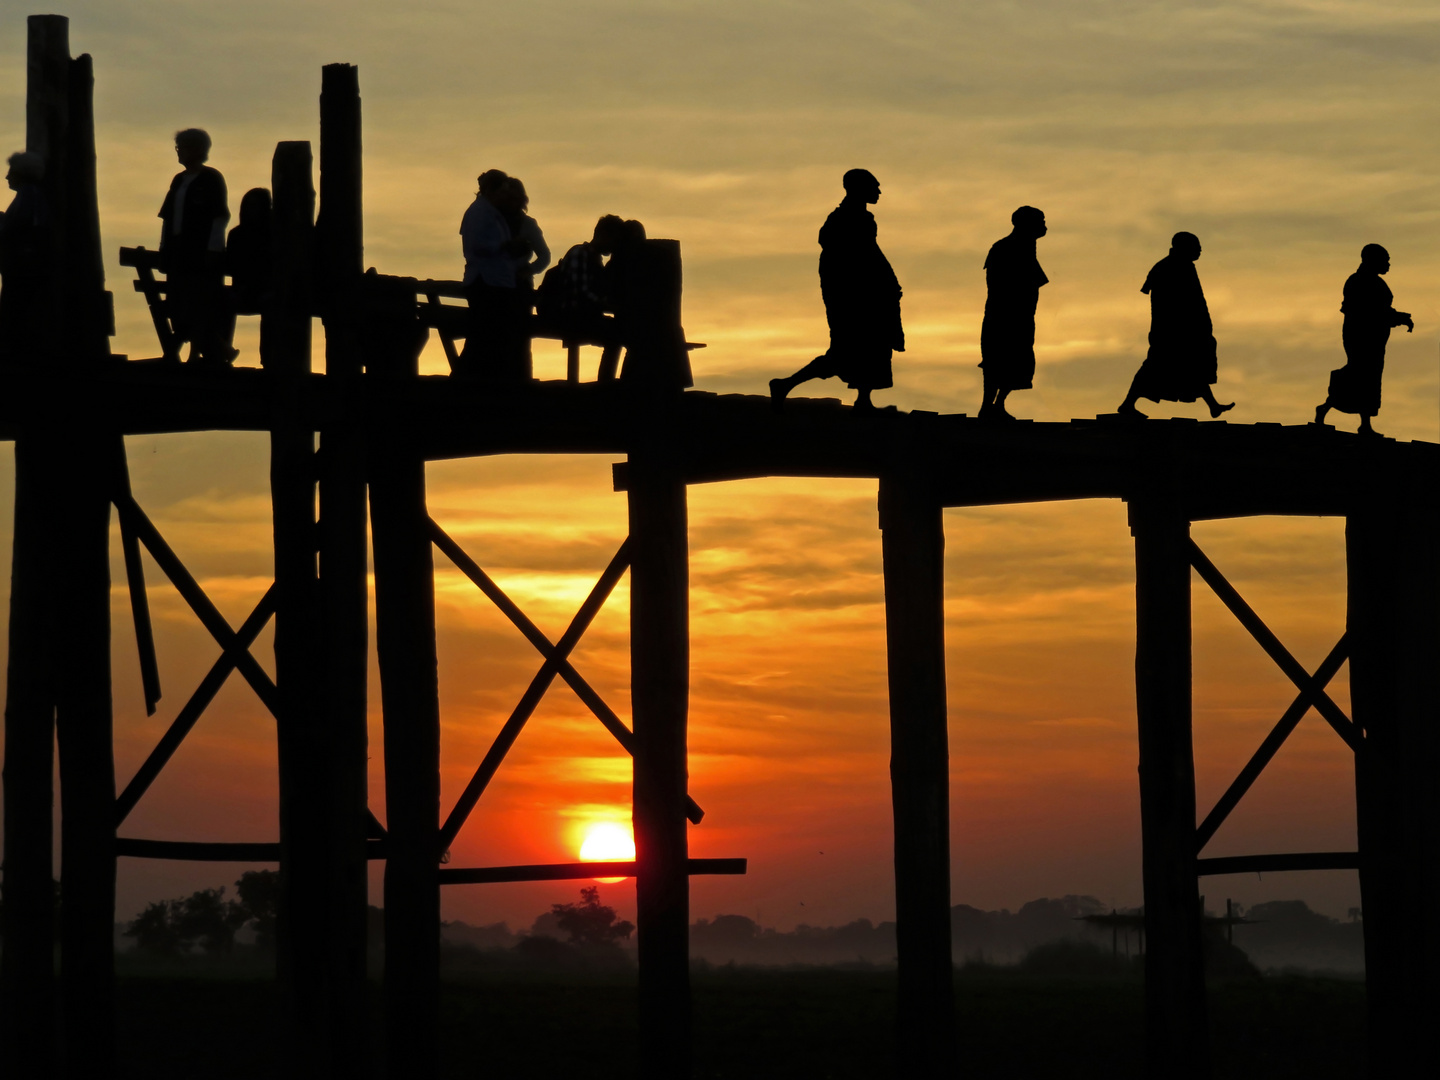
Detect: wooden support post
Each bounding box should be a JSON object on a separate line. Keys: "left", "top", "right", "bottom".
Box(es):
{"left": 366, "top": 277, "right": 441, "bottom": 1079}
{"left": 264, "top": 140, "right": 328, "bottom": 1078}
{"left": 1129, "top": 498, "right": 1208, "bottom": 1079}
{"left": 627, "top": 451, "right": 692, "bottom": 1079}
{"left": 316, "top": 62, "right": 370, "bottom": 1073}
{"left": 879, "top": 472, "right": 955, "bottom": 1074}
{"left": 2, "top": 430, "right": 58, "bottom": 1079}
{"left": 1347, "top": 475, "right": 1440, "bottom": 1074}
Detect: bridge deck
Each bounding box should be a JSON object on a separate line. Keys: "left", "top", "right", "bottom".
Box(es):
{"left": 3, "top": 364, "right": 1434, "bottom": 520}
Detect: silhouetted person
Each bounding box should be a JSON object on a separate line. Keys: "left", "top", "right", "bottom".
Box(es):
{"left": 458, "top": 168, "right": 532, "bottom": 381}
{"left": 159, "top": 128, "right": 233, "bottom": 365}
{"left": 1314, "top": 244, "right": 1412, "bottom": 437}
{"left": 223, "top": 187, "right": 271, "bottom": 359}
{"left": 1117, "top": 231, "right": 1233, "bottom": 419}
{"left": 605, "top": 218, "right": 653, "bottom": 383}
{"left": 0, "top": 151, "right": 50, "bottom": 366}
{"left": 979, "top": 206, "right": 1048, "bottom": 421}
{"left": 545, "top": 213, "right": 625, "bottom": 379}
{"left": 770, "top": 169, "right": 904, "bottom": 411}
{"left": 504, "top": 178, "right": 551, "bottom": 290}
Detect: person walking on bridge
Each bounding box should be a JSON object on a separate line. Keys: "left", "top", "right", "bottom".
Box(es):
{"left": 1116, "top": 231, "right": 1234, "bottom": 420}
{"left": 1313, "top": 244, "right": 1412, "bottom": 437}
{"left": 770, "top": 168, "right": 904, "bottom": 412}
{"left": 978, "top": 205, "right": 1049, "bottom": 421}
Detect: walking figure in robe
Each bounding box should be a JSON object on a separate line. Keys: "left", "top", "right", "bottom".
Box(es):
{"left": 979, "top": 206, "right": 1048, "bottom": 421}
{"left": 1314, "top": 244, "right": 1412, "bottom": 437}
{"left": 770, "top": 168, "right": 904, "bottom": 412}
{"left": 1117, "top": 231, "right": 1234, "bottom": 419}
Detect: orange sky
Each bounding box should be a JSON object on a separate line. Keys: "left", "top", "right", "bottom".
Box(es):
{"left": 3, "top": 2, "right": 1438, "bottom": 931}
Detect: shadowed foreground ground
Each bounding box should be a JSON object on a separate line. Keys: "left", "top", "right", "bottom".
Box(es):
{"left": 112, "top": 965, "right": 1365, "bottom": 1079}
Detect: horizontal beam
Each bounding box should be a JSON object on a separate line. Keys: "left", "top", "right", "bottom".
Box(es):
{"left": 116, "top": 838, "right": 389, "bottom": 861}
{"left": 1196, "top": 852, "right": 1359, "bottom": 876}
{"left": 438, "top": 858, "right": 747, "bottom": 886}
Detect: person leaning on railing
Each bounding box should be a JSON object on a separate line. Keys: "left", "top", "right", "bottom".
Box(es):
{"left": 0, "top": 151, "right": 49, "bottom": 367}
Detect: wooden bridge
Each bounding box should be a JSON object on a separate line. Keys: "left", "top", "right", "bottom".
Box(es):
{"left": 2, "top": 16, "right": 1437, "bottom": 1080}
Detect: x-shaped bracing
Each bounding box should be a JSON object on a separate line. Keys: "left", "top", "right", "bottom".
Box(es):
{"left": 430, "top": 519, "right": 704, "bottom": 853}
{"left": 1189, "top": 540, "right": 1359, "bottom": 854}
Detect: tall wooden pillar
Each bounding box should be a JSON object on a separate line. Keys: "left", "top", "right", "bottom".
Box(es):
{"left": 1347, "top": 474, "right": 1440, "bottom": 1075}
{"left": 628, "top": 450, "right": 692, "bottom": 1079}
{"left": 265, "top": 140, "right": 328, "bottom": 1078}
{"left": 1129, "top": 498, "right": 1208, "bottom": 1079}
{"left": 368, "top": 282, "right": 440, "bottom": 1079}
{"left": 879, "top": 472, "right": 955, "bottom": 1074}
{"left": 315, "top": 62, "right": 370, "bottom": 1072}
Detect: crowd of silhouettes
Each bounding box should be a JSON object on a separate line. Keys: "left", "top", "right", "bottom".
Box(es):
{"left": 0, "top": 135, "right": 1421, "bottom": 434}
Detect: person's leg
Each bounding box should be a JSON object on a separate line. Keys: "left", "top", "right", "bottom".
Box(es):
{"left": 1116, "top": 373, "right": 1146, "bottom": 417}
{"left": 853, "top": 387, "right": 874, "bottom": 410}
{"left": 1359, "top": 413, "right": 1377, "bottom": 436}
{"left": 1314, "top": 399, "right": 1332, "bottom": 426}
{"left": 1199, "top": 386, "right": 1235, "bottom": 418}
{"left": 995, "top": 388, "right": 1014, "bottom": 418}
{"left": 769, "top": 356, "right": 830, "bottom": 404}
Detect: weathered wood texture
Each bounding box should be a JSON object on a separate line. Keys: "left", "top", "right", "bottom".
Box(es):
{"left": 628, "top": 449, "right": 692, "bottom": 1080}
{"left": 1130, "top": 496, "right": 1208, "bottom": 1079}
{"left": 316, "top": 64, "right": 371, "bottom": 1076}
{"left": 1348, "top": 482, "right": 1440, "bottom": 1075}
{"left": 879, "top": 470, "right": 955, "bottom": 1074}
{"left": 365, "top": 277, "right": 441, "bottom": 1080}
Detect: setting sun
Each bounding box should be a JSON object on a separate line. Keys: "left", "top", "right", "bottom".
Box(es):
{"left": 579, "top": 822, "right": 636, "bottom": 882}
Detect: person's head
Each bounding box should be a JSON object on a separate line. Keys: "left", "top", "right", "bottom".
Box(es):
{"left": 1360, "top": 243, "right": 1391, "bottom": 274}
{"left": 239, "top": 187, "right": 271, "bottom": 227}
{"left": 5, "top": 151, "right": 43, "bottom": 190}
{"left": 621, "top": 218, "right": 647, "bottom": 245}
{"left": 591, "top": 213, "right": 626, "bottom": 255}
{"left": 503, "top": 177, "right": 529, "bottom": 212}
{"left": 1012, "top": 205, "right": 1046, "bottom": 239}
{"left": 1171, "top": 231, "right": 1201, "bottom": 261}
{"left": 478, "top": 169, "right": 509, "bottom": 199}
{"left": 842, "top": 168, "right": 881, "bottom": 204}
{"left": 174, "top": 128, "right": 211, "bottom": 169}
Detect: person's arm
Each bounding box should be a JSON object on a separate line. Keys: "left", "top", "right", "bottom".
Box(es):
{"left": 527, "top": 221, "right": 551, "bottom": 275}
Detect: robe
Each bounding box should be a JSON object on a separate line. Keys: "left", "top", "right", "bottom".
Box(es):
{"left": 811, "top": 200, "right": 903, "bottom": 391}
{"left": 1128, "top": 253, "right": 1217, "bottom": 403}
{"left": 979, "top": 232, "right": 1048, "bottom": 391}
{"left": 1327, "top": 270, "right": 1404, "bottom": 417}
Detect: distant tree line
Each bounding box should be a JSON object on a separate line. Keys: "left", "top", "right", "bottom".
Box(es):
{"left": 125, "top": 870, "right": 278, "bottom": 957}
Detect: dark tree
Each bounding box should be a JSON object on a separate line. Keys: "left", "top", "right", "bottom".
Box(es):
{"left": 235, "top": 869, "right": 280, "bottom": 951}
{"left": 125, "top": 900, "right": 185, "bottom": 957}
{"left": 550, "top": 886, "right": 635, "bottom": 945}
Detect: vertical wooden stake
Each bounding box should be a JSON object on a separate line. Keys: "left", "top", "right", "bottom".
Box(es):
{"left": 317, "top": 62, "right": 370, "bottom": 1073}
{"left": 880, "top": 471, "right": 955, "bottom": 1074}
{"left": 265, "top": 139, "right": 326, "bottom": 1078}
{"left": 628, "top": 451, "right": 691, "bottom": 1079}
{"left": 1130, "top": 497, "right": 1209, "bottom": 1079}
{"left": 1348, "top": 471, "right": 1440, "bottom": 1075}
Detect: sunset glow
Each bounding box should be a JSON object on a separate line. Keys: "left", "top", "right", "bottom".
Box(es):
{"left": 580, "top": 822, "right": 636, "bottom": 883}
{"left": 3, "top": 2, "right": 1436, "bottom": 938}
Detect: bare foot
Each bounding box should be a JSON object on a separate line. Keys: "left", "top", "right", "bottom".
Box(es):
{"left": 1116, "top": 403, "right": 1146, "bottom": 420}
{"left": 1209, "top": 400, "right": 1235, "bottom": 418}
{"left": 768, "top": 378, "right": 790, "bottom": 412}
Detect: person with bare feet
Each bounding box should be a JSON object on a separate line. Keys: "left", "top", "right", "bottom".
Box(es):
{"left": 770, "top": 169, "right": 904, "bottom": 412}
{"left": 1116, "top": 231, "right": 1234, "bottom": 420}
{"left": 978, "top": 205, "right": 1048, "bottom": 421}
{"left": 1314, "top": 244, "right": 1411, "bottom": 437}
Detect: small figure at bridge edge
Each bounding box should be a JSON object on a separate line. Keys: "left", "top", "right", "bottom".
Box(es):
{"left": 159, "top": 128, "right": 235, "bottom": 367}
{"left": 1117, "top": 231, "right": 1234, "bottom": 420}
{"left": 979, "top": 205, "right": 1049, "bottom": 422}
{"left": 1314, "top": 244, "right": 1412, "bottom": 437}
{"left": 0, "top": 151, "right": 49, "bottom": 366}
{"left": 770, "top": 168, "right": 904, "bottom": 412}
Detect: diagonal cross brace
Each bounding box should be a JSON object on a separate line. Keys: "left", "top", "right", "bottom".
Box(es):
{"left": 438, "top": 540, "right": 632, "bottom": 850}
{"left": 1188, "top": 540, "right": 1359, "bottom": 751}
{"left": 113, "top": 492, "right": 279, "bottom": 715}
{"left": 113, "top": 444, "right": 162, "bottom": 715}
{"left": 115, "top": 586, "right": 278, "bottom": 823}
{"left": 430, "top": 519, "right": 706, "bottom": 828}
{"left": 1195, "top": 634, "right": 1349, "bottom": 852}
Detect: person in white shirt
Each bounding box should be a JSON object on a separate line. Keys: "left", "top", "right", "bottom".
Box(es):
{"left": 158, "top": 128, "right": 234, "bottom": 365}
